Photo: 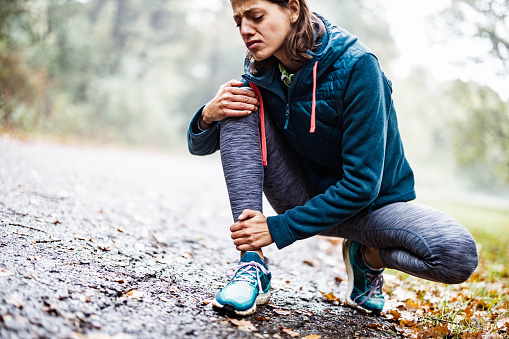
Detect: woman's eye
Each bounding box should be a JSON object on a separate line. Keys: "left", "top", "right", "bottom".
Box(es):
{"left": 253, "top": 15, "right": 263, "bottom": 22}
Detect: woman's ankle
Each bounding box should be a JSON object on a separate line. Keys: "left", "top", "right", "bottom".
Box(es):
{"left": 241, "top": 249, "right": 264, "bottom": 261}
{"left": 363, "top": 246, "right": 384, "bottom": 270}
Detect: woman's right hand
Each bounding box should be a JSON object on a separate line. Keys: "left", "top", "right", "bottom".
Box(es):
{"left": 200, "top": 80, "right": 259, "bottom": 129}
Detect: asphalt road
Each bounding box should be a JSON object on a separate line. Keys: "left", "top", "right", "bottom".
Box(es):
{"left": 0, "top": 136, "right": 399, "bottom": 338}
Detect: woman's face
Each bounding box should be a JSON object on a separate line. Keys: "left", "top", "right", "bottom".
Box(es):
{"left": 231, "top": 0, "right": 298, "bottom": 62}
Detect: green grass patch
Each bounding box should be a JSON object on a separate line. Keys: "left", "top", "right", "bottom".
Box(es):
{"left": 385, "top": 199, "right": 509, "bottom": 337}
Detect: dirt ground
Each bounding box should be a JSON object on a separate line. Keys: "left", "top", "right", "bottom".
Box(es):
{"left": 0, "top": 136, "right": 400, "bottom": 338}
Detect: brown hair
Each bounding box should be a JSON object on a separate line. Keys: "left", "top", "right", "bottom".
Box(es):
{"left": 244, "top": 0, "right": 323, "bottom": 74}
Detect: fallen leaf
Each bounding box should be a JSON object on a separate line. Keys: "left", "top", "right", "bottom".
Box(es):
{"left": 125, "top": 290, "right": 144, "bottom": 299}
{"left": 300, "top": 335, "right": 321, "bottom": 339}
{"left": 14, "top": 316, "right": 29, "bottom": 325}
{"left": 255, "top": 316, "right": 271, "bottom": 321}
{"left": 0, "top": 268, "right": 15, "bottom": 277}
{"left": 303, "top": 260, "right": 317, "bottom": 267}
{"left": 334, "top": 277, "right": 343, "bottom": 284}
{"left": 320, "top": 291, "right": 340, "bottom": 302}
{"left": 405, "top": 299, "right": 420, "bottom": 310}
{"left": 229, "top": 318, "right": 257, "bottom": 332}
{"left": 281, "top": 326, "right": 300, "bottom": 337}
{"left": 295, "top": 309, "right": 314, "bottom": 316}
{"left": 5, "top": 294, "right": 23, "bottom": 308}
{"left": 387, "top": 309, "right": 401, "bottom": 320}
{"left": 274, "top": 309, "right": 293, "bottom": 316}
{"left": 159, "top": 296, "right": 173, "bottom": 302}
{"left": 181, "top": 252, "right": 194, "bottom": 259}
{"left": 202, "top": 298, "right": 213, "bottom": 305}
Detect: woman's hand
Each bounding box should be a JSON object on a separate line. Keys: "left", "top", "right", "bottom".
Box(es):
{"left": 230, "top": 209, "right": 273, "bottom": 251}
{"left": 200, "top": 80, "right": 259, "bottom": 129}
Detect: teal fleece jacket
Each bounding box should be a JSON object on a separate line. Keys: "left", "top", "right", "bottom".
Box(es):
{"left": 187, "top": 15, "right": 416, "bottom": 249}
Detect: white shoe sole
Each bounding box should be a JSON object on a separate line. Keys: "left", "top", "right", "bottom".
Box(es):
{"left": 212, "top": 291, "right": 271, "bottom": 316}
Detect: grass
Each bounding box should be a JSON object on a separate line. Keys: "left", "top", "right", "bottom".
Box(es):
{"left": 384, "top": 199, "right": 509, "bottom": 338}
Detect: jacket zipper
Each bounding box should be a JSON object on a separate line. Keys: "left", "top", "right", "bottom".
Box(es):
{"left": 243, "top": 74, "right": 312, "bottom": 158}
{"left": 284, "top": 104, "right": 290, "bottom": 130}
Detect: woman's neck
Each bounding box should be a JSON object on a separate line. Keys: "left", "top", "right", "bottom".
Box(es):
{"left": 275, "top": 52, "right": 302, "bottom": 74}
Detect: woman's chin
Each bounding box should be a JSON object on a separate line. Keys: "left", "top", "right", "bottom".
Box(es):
{"left": 251, "top": 51, "right": 271, "bottom": 62}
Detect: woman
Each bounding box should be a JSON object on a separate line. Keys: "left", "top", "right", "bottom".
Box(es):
{"left": 187, "top": 0, "right": 478, "bottom": 316}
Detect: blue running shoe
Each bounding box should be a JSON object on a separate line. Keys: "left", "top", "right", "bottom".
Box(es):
{"left": 343, "top": 239, "right": 385, "bottom": 314}
{"left": 212, "top": 252, "right": 271, "bottom": 316}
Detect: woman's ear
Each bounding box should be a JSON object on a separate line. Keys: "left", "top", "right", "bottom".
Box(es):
{"left": 288, "top": 0, "right": 300, "bottom": 24}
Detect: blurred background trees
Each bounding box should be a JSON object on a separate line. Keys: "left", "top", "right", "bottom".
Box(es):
{"left": 0, "top": 0, "right": 507, "bottom": 194}
{"left": 440, "top": 0, "right": 509, "bottom": 188}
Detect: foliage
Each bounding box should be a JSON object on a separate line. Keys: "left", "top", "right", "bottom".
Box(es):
{"left": 427, "top": 0, "right": 509, "bottom": 188}
{"left": 443, "top": 0, "right": 509, "bottom": 74}
{"left": 381, "top": 200, "right": 509, "bottom": 338}
{"left": 0, "top": 0, "right": 398, "bottom": 148}
{"left": 448, "top": 80, "right": 509, "bottom": 186}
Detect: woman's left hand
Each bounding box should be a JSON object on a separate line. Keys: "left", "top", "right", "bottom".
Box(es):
{"left": 230, "top": 209, "right": 274, "bottom": 251}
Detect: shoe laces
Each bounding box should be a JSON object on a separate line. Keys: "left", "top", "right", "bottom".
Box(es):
{"left": 354, "top": 271, "right": 384, "bottom": 306}
{"left": 226, "top": 261, "right": 270, "bottom": 295}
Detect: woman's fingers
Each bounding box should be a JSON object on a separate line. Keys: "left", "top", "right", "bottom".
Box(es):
{"left": 204, "top": 81, "right": 259, "bottom": 122}
{"left": 231, "top": 94, "right": 259, "bottom": 106}
{"left": 223, "top": 102, "right": 258, "bottom": 113}
{"left": 223, "top": 79, "right": 245, "bottom": 88}
{"left": 232, "top": 86, "right": 258, "bottom": 97}
{"left": 238, "top": 209, "right": 261, "bottom": 220}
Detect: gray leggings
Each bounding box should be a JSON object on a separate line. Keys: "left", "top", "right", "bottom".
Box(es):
{"left": 219, "top": 111, "right": 478, "bottom": 284}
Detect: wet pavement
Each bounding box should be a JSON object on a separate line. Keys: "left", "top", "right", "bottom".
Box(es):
{"left": 0, "top": 137, "right": 399, "bottom": 338}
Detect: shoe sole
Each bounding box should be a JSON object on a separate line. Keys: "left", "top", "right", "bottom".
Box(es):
{"left": 342, "top": 239, "right": 373, "bottom": 314}
{"left": 212, "top": 291, "right": 271, "bottom": 316}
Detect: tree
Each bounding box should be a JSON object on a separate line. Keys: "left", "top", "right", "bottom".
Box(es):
{"left": 0, "top": 0, "right": 34, "bottom": 125}
{"left": 449, "top": 80, "right": 509, "bottom": 187}
{"left": 443, "top": 0, "right": 509, "bottom": 74}
{"left": 439, "top": 0, "right": 509, "bottom": 186}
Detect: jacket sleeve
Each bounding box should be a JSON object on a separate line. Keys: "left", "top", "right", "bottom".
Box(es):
{"left": 267, "top": 54, "right": 392, "bottom": 249}
{"left": 187, "top": 105, "right": 220, "bottom": 156}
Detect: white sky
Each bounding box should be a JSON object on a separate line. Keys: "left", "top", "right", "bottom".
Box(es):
{"left": 380, "top": 0, "right": 507, "bottom": 99}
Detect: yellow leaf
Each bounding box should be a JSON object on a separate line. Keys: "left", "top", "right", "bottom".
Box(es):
{"left": 300, "top": 335, "right": 321, "bottom": 339}
{"left": 255, "top": 316, "right": 271, "bottom": 321}
{"left": 274, "top": 309, "right": 293, "bottom": 316}
{"left": 229, "top": 318, "right": 257, "bottom": 332}
{"left": 125, "top": 290, "right": 144, "bottom": 299}
{"left": 388, "top": 309, "right": 401, "bottom": 320}
{"left": 281, "top": 326, "right": 300, "bottom": 337}
{"left": 295, "top": 309, "right": 314, "bottom": 316}
{"left": 320, "top": 291, "right": 340, "bottom": 302}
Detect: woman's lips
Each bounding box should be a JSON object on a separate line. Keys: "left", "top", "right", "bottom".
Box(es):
{"left": 246, "top": 40, "right": 261, "bottom": 50}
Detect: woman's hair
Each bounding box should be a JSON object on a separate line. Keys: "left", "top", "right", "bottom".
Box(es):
{"left": 245, "top": 0, "right": 323, "bottom": 74}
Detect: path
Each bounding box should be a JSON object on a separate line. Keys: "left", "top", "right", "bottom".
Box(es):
{"left": 0, "top": 136, "right": 398, "bottom": 338}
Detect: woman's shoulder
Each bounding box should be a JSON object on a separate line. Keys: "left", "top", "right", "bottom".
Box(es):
{"left": 317, "top": 16, "right": 376, "bottom": 71}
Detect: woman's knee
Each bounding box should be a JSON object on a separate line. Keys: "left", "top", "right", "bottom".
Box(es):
{"left": 220, "top": 112, "right": 259, "bottom": 133}
{"left": 434, "top": 235, "right": 479, "bottom": 284}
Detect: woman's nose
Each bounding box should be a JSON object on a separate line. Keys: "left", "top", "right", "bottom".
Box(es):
{"left": 240, "top": 20, "right": 255, "bottom": 37}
